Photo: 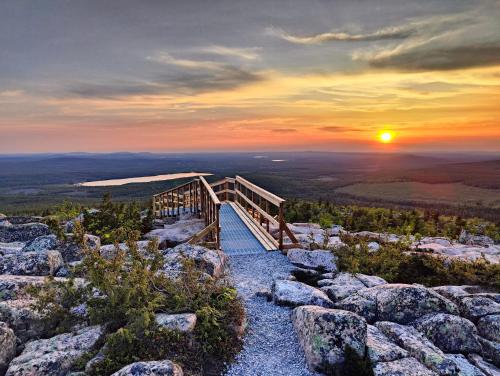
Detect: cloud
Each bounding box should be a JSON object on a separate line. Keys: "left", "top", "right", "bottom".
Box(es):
{"left": 201, "top": 45, "right": 261, "bottom": 60}
{"left": 319, "top": 126, "right": 365, "bottom": 132}
{"left": 271, "top": 128, "right": 298, "bottom": 132}
{"left": 266, "top": 25, "right": 415, "bottom": 44}
{"left": 147, "top": 53, "right": 223, "bottom": 71}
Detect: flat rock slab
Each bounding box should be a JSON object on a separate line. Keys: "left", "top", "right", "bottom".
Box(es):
{"left": 373, "top": 357, "right": 438, "bottom": 376}
{"left": 366, "top": 325, "right": 408, "bottom": 364}
{"left": 273, "top": 280, "right": 333, "bottom": 308}
{"left": 287, "top": 249, "right": 338, "bottom": 272}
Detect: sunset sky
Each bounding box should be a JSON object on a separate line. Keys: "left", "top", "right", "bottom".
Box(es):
{"left": 1, "top": 0, "right": 500, "bottom": 153}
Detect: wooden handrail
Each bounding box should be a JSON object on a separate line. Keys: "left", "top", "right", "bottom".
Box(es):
{"left": 235, "top": 175, "right": 284, "bottom": 206}
{"left": 200, "top": 176, "right": 221, "bottom": 205}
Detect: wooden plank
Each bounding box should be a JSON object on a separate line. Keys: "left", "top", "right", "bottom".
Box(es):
{"left": 200, "top": 176, "right": 221, "bottom": 205}
{"left": 235, "top": 175, "right": 284, "bottom": 206}
{"left": 235, "top": 189, "right": 279, "bottom": 227}
{"left": 188, "top": 221, "right": 217, "bottom": 245}
{"left": 231, "top": 202, "right": 279, "bottom": 250}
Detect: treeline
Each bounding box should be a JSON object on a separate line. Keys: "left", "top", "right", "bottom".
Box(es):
{"left": 285, "top": 199, "right": 500, "bottom": 242}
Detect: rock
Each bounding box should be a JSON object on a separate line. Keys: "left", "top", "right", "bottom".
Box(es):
{"left": 289, "top": 223, "right": 322, "bottom": 235}
{"left": 335, "top": 293, "right": 377, "bottom": 323}
{"left": 286, "top": 249, "right": 338, "bottom": 272}
{"left": 368, "top": 241, "right": 381, "bottom": 252}
{"left": 420, "top": 237, "right": 454, "bottom": 247}
{"left": 356, "top": 274, "right": 388, "bottom": 288}
{"left": 360, "top": 284, "right": 459, "bottom": 324}
{"left": 468, "top": 354, "right": 500, "bottom": 376}
{"left": 0, "top": 275, "right": 80, "bottom": 301}
{"left": 373, "top": 357, "right": 438, "bottom": 376}
{"left": 3, "top": 217, "right": 43, "bottom": 225}
{"left": 446, "top": 354, "right": 487, "bottom": 376}
{"left": 459, "top": 230, "right": 494, "bottom": 247}
{"left": 477, "top": 315, "right": 500, "bottom": 342}
{"left": 366, "top": 325, "right": 408, "bottom": 363}
{"left": 0, "top": 223, "right": 50, "bottom": 243}
{"left": 99, "top": 240, "right": 150, "bottom": 260}
{"left": 0, "top": 242, "right": 25, "bottom": 255}
{"left": 57, "top": 234, "right": 100, "bottom": 262}
{"left": 272, "top": 280, "right": 333, "bottom": 308}
{"left": 155, "top": 313, "right": 197, "bottom": 333}
{"left": 376, "top": 321, "right": 459, "bottom": 375}
{"left": 319, "top": 273, "right": 366, "bottom": 302}
{"left": 478, "top": 337, "right": 500, "bottom": 368}
{"left": 22, "top": 235, "right": 58, "bottom": 253}
{"left": 0, "top": 250, "right": 63, "bottom": 276}
{"left": 162, "top": 244, "right": 226, "bottom": 279}
{"left": 459, "top": 296, "right": 500, "bottom": 321}
{"left": 54, "top": 267, "right": 70, "bottom": 277}
{"left": 432, "top": 286, "right": 484, "bottom": 303}
{"left": 145, "top": 218, "right": 205, "bottom": 248}
{"left": 111, "top": 360, "right": 183, "bottom": 376}
{"left": 291, "top": 306, "right": 367, "bottom": 373}
{"left": 330, "top": 225, "right": 344, "bottom": 236}
{"left": 412, "top": 313, "right": 482, "bottom": 354}
{"left": 0, "top": 322, "right": 17, "bottom": 374}
{"left": 254, "top": 288, "right": 272, "bottom": 301}
{"left": 6, "top": 325, "right": 103, "bottom": 376}
{"left": 0, "top": 299, "right": 45, "bottom": 343}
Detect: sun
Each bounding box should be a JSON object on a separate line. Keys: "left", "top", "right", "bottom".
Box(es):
{"left": 378, "top": 130, "right": 394, "bottom": 143}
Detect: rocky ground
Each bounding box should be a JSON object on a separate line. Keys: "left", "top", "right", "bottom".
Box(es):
{"left": 0, "top": 212, "right": 498, "bottom": 376}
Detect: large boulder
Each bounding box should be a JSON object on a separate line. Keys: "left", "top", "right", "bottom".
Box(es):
{"left": 477, "top": 314, "right": 500, "bottom": 342}
{"left": 0, "top": 223, "right": 50, "bottom": 243}
{"left": 412, "top": 313, "right": 482, "bottom": 354}
{"left": 445, "top": 354, "right": 487, "bottom": 376}
{"left": 335, "top": 293, "right": 377, "bottom": 323}
{"left": 145, "top": 217, "right": 205, "bottom": 248}
{"left": 162, "top": 244, "right": 226, "bottom": 279}
{"left": 286, "top": 249, "right": 338, "bottom": 272}
{"left": 468, "top": 354, "right": 500, "bottom": 376}
{"left": 57, "top": 234, "right": 100, "bottom": 262}
{"left": 0, "top": 242, "right": 24, "bottom": 256}
{"left": 0, "top": 299, "right": 45, "bottom": 343}
{"left": 432, "top": 285, "right": 484, "bottom": 303}
{"left": 478, "top": 337, "right": 500, "bottom": 368}
{"left": 358, "top": 284, "right": 459, "bottom": 324}
{"left": 458, "top": 296, "right": 500, "bottom": 321}
{"left": 155, "top": 313, "right": 197, "bottom": 333}
{"left": 99, "top": 240, "right": 150, "bottom": 260}
{"left": 272, "top": 280, "right": 333, "bottom": 308}
{"left": 366, "top": 325, "right": 408, "bottom": 364}
{"left": 0, "top": 322, "right": 17, "bottom": 375}
{"left": 0, "top": 275, "right": 71, "bottom": 301}
{"left": 291, "top": 306, "right": 367, "bottom": 373}
{"left": 111, "top": 360, "right": 183, "bottom": 376}
{"left": 376, "top": 321, "right": 459, "bottom": 375}
{"left": 459, "top": 230, "right": 494, "bottom": 247}
{"left": 6, "top": 325, "right": 103, "bottom": 376}
{"left": 373, "top": 357, "right": 437, "bottom": 376}
{"left": 22, "top": 235, "right": 58, "bottom": 253}
{"left": 0, "top": 250, "right": 63, "bottom": 276}
{"left": 320, "top": 273, "right": 366, "bottom": 302}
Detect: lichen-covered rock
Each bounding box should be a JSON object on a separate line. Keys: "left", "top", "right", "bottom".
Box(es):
{"left": 145, "top": 217, "right": 205, "bottom": 248}
{"left": 366, "top": 325, "right": 408, "bottom": 363}
{"left": 0, "top": 223, "right": 50, "bottom": 243}
{"left": 459, "top": 230, "right": 494, "bottom": 247}
{"left": 291, "top": 306, "right": 367, "bottom": 373}
{"left": 356, "top": 274, "right": 388, "bottom": 288}
{"left": 319, "top": 273, "right": 366, "bottom": 302}
{"left": 376, "top": 321, "right": 459, "bottom": 375}
{"left": 459, "top": 296, "right": 500, "bottom": 321}
{"left": 0, "top": 250, "right": 63, "bottom": 276}
{"left": 432, "top": 286, "right": 483, "bottom": 303}
{"left": 360, "top": 284, "right": 459, "bottom": 324}
{"left": 445, "top": 354, "right": 486, "bottom": 376}
{"left": 291, "top": 267, "right": 323, "bottom": 285}
{"left": 467, "top": 354, "right": 500, "bottom": 376}
{"left": 477, "top": 314, "right": 500, "bottom": 342}
{"left": 6, "top": 325, "right": 103, "bottom": 376}
{"left": 22, "top": 235, "right": 58, "bottom": 253}
{"left": 57, "top": 234, "right": 100, "bottom": 262}
{"left": 111, "top": 360, "right": 184, "bottom": 376}
{"left": 412, "top": 313, "right": 482, "bottom": 354}
{"left": 0, "top": 322, "right": 17, "bottom": 374}
{"left": 155, "top": 313, "right": 197, "bottom": 333}
{"left": 0, "top": 242, "right": 24, "bottom": 255}
{"left": 0, "top": 275, "right": 80, "bottom": 301}
{"left": 162, "top": 244, "right": 226, "bottom": 279}
{"left": 273, "top": 280, "right": 333, "bottom": 308}
{"left": 286, "top": 249, "right": 338, "bottom": 272}
{"left": 373, "top": 357, "right": 438, "bottom": 376}
{"left": 335, "top": 292, "right": 377, "bottom": 323}
{"left": 0, "top": 299, "right": 45, "bottom": 343}
{"left": 478, "top": 337, "right": 500, "bottom": 368}
{"left": 99, "top": 240, "right": 150, "bottom": 260}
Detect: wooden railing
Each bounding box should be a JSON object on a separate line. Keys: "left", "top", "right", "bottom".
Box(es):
{"left": 152, "top": 174, "right": 298, "bottom": 251}
{"left": 152, "top": 177, "right": 220, "bottom": 248}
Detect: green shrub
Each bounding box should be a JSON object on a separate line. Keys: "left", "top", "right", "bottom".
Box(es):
{"left": 30, "top": 231, "right": 244, "bottom": 376}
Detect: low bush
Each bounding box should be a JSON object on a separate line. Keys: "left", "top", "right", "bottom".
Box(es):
{"left": 334, "top": 235, "right": 500, "bottom": 289}
{"left": 29, "top": 232, "right": 244, "bottom": 376}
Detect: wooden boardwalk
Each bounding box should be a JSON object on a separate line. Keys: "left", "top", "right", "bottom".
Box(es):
{"left": 152, "top": 175, "right": 300, "bottom": 251}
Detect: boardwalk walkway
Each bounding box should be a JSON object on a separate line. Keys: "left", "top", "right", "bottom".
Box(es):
{"left": 220, "top": 204, "right": 317, "bottom": 376}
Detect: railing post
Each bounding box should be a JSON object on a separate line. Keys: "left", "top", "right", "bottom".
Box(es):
{"left": 278, "top": 202, "right": 284, "bottom": 251}
{"left": 216, "top": 202, "right": 221, "bottom": 249}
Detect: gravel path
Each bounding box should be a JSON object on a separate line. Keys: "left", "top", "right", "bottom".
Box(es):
{"left": 224, "top": 252, "right": 319, "bottom": 376}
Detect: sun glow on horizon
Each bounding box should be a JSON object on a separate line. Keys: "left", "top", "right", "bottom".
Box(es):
{"left": 378, "top": 131, "right": 395, "bottom": 144}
